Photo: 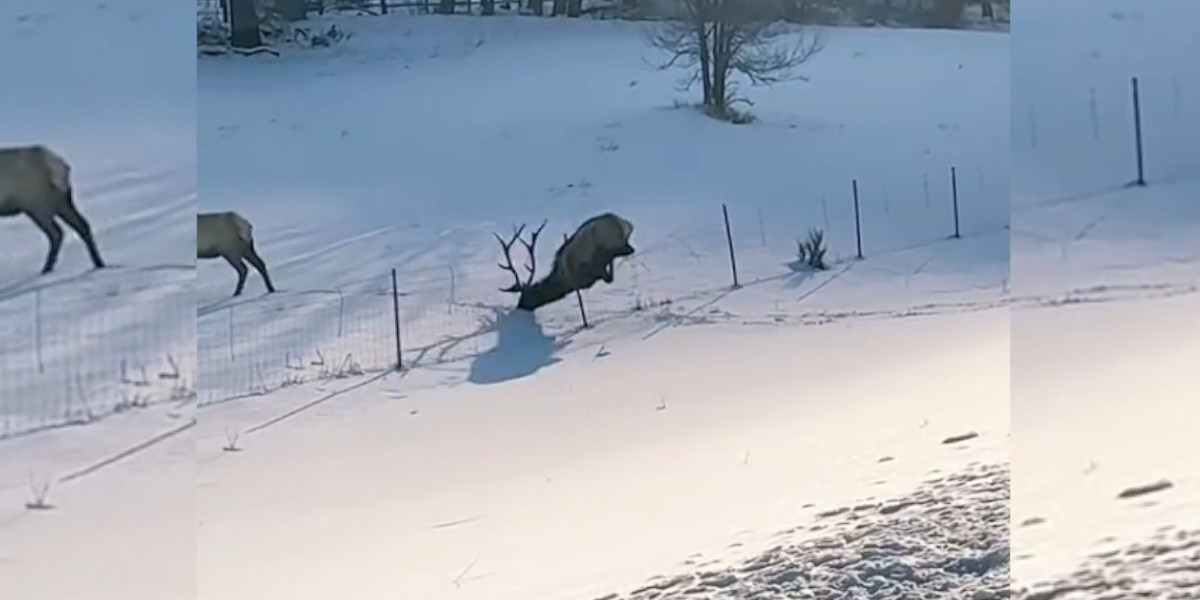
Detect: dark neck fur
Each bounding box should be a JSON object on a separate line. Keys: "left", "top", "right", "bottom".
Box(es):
{"left": 517, "top": 271, "right": 573, "bottom": 311}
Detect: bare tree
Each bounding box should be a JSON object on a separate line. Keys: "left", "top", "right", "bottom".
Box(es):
{"left": 650, "top": 0, "right": 823, "bottom": 121}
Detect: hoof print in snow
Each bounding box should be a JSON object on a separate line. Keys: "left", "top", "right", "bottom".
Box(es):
{"left": 877, "top": 456, "right": 895, "bottom": 463}
{"left": 596, "top": 136, "right": 620, "bottom": 152}
{"left": 1020, "top": 517, "right": 1046, "bottom": 527}
{"left": 816, "top": 506, "right": 849, "bottom": 519}
{"left": 944, "top": 546, "right": 1008, "bottom": 576}
{"left": 1117, "top": 479, "right": 1173, "bottom": 500}
{"left": 942, "top": 431, "right": 979, "bottom": 445}
{"left": 878, "top": 500, "right": 914, "bottom": 515}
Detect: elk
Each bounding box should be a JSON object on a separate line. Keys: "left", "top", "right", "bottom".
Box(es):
{"left": 197, "top": 211, "right": 276, "bottom": 297}
{"left": 0, "top": 145, "right": 105, "bottom": 275}
{"left": 496, "top": 213, "right": 635, "bottom": 311}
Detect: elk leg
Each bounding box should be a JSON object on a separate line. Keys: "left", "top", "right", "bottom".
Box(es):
{"left": 223, "top": 254, "right": 249, "bottom": 296}
{"left": 243, "top": 243, "right": 276, "bottom": 293}
{"left": 27, "top": 211, "right": 64, "bottom": 275}
{"left": 57, "top": 194, "right": 105, "bottom": 269}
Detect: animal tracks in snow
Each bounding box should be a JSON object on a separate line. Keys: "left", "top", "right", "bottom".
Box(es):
{"left": 599, "top": 463, "right": 1009, "bottom": 600}
{"left": 1015, "top": 525, "right": 1200, "bottom": 600}
{"left": 727, "top": 281, "right": 1198, "bottom": 330}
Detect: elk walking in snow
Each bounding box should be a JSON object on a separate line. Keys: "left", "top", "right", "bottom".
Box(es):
{"left": 0, "top": 145, "right": 105, "bottom": 275}
{"left": 496, "top": 212, "right": 635, "bottom": 311}
{"left": 197, "top": 211, "right": 276, "bottom": 297}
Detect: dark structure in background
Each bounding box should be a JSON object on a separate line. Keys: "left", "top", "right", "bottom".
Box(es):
{"left": 229, "top": 0, "right": 263, "bottom": 48}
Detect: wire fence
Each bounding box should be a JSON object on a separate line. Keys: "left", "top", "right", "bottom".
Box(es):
{"left": 1022, "top": 71, "right": 1198, "bottom": 195}
{"left": 0, "top": 272, "right": 196, "bottom": 439}
{"left": 196, "top": 157, "right": 1002, "bottom": 407}
{"left": 197, "top": 271, "right": 499, "bottom": 406}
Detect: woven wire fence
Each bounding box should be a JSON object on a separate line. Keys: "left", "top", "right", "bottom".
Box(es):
{"left": 197, "top": 270, "right": 498, "bottom": 406}
{"left": 1022, "top": 72, "right": 1199, "bottom": 194}
{"left": 0, "top": 275, "right": 195, "bottom": 439}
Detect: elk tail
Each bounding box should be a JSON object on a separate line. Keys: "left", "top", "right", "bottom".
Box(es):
{"left": 231, "top": 212, "right": 254, "bottom": 244}
{"left": 38, "top": 146, "right": 72, "bottom": 194}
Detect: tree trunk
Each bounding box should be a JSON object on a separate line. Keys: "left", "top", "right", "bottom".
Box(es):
{"left": 438, "top": 0, "right": 455, "bottom": 13}
{"left": 981, "top": 1, "right": 993, "bottom": 20}
{"left": 552, "top": 0, "right": 566, "bottom": 15}
{"left": 482, "top": 0, "right": 496, "bottom": 14}
{"left": 229, "top": 0, "right": 262, "bottom": 48}
{"left": 528, "top": 0, "right": 543, "bottom": 15}
{"left": 697, "top": 23, "right": 712, "bottom": 106}
{"left": 566, "top": 0, "right": 582, "bottom": 17}
{"left": 711, "top": 21, "right": 729, "bottom": 111}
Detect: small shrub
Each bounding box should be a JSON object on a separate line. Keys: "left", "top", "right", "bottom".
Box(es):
{"left": 796, "top": 228, "right": 829, "bottom": 270}
{"left": 26, "top": 471, "right": 52, "bottom": 510}
{"left": 223, "top": 428, "right": 243, "bottom": 452}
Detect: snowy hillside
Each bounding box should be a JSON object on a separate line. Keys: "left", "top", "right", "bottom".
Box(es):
{"left": 197, "top": 13, "right": 1009, "bottom": 600}
{"left": 1010, "top": 1, "right": 1200, "bottom": 597}
{"left": 0, "top": 1, "right": 196, "bottom": 598}
{"left": 197, "top": 14, "right": 1009, "bottom": 404}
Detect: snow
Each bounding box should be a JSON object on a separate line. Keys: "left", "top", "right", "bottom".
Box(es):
{"left": 195, "top": 13, "right": 1009, "bottom": 600}
{"left": 0, "top": 1, "right": 196, "bottom": 598}
{"left": 1010, "top": 0, "right": 1200, "bottom": 597}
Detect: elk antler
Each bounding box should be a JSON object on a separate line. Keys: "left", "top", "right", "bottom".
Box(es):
{"left": 495, "top": 220, "right": 548, "bottom": 292}
{"left": 495, "top": 223, "right": 527, "bottom": 293}
{"left": 520, "top": 220, "right": 548, "bottom": 288}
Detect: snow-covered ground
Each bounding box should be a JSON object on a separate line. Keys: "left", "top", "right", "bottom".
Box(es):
{"left": 197, "top": 14, "right": 1009, "bottom": 404}
{"left": 197, "top": 12, "right": 1009, "bottom": 600}
{"left": 1010, "top": 1, "right": 1200, "bottom": 597}
{"left": 0, "top": 1, "right": 196, "bottom": 598}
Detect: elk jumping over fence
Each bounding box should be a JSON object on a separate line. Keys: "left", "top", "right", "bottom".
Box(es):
{"left": 0, "top": 145, "right": 106, "bottom": 275}
{"left": 496, "top": 212, "right": 635, "bottom": 311}
{"left": 198, "top": 211, "right": 276, "bottom": 297}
